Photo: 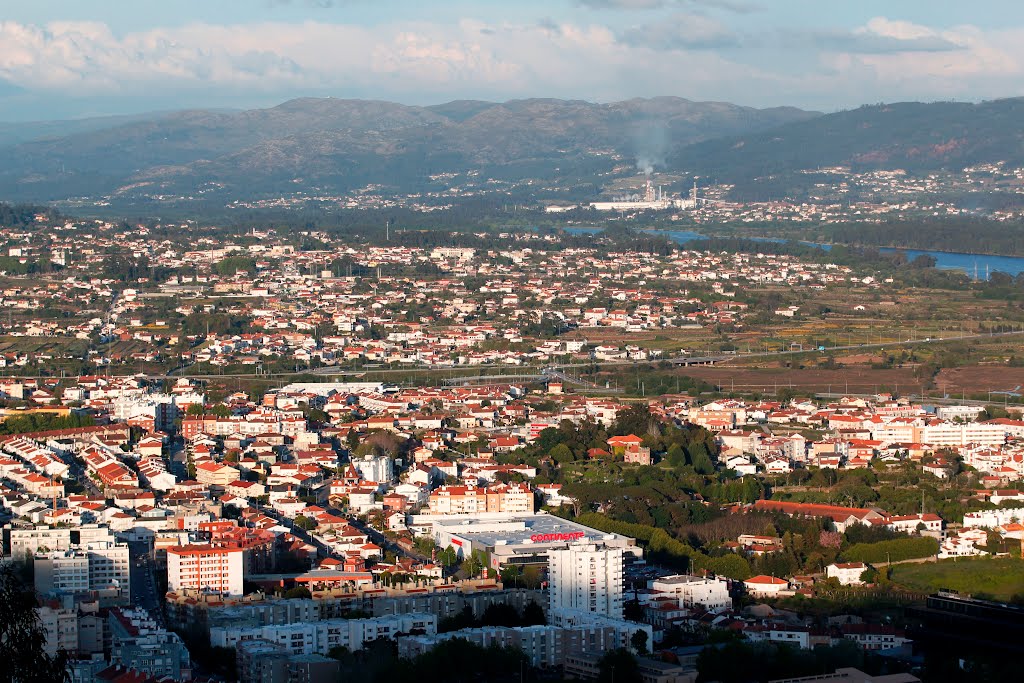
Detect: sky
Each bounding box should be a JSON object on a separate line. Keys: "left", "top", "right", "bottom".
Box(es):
{"left": 0, "top": 0, "right": 1021, "bottom": 121}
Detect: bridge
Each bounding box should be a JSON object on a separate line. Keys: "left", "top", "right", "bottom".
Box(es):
{"left": 670, "top": 355, "right": 731, "bottom": 366}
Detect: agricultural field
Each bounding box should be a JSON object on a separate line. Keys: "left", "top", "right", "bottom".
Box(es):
{"left": 891, "top": 557, "right": 1024, "bottom": 601}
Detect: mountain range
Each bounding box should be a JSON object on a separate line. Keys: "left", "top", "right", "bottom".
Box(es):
{"left": 0, "top": 96, "right": 1022, "bottom": 208}
{"left": 0, "top": 97, "right": 816, "bottom": 205}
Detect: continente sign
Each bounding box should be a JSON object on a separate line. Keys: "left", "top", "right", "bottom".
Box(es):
{"left": 529, "top": 532, "right": 586, "bottom": 543}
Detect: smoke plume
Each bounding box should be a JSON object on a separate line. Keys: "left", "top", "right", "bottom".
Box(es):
{"left": 631, "top": 119, "right": 669, "bottom": 176}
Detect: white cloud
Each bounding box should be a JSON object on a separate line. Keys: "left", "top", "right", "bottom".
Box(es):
{"left": 575, "top": 0, "right": 759, "bottom": 12}
{"left": 0, "top": 15, "right": 1019, "bottom": 114}
{"left": 0, "top": 18, "right": 749, "bottom": 100}
{"left": 618, "top": 12, "right": 738, "bottom": 50}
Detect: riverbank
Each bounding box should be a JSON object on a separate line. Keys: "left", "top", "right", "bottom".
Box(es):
{"left": 565, "top": 226, "right": 1024, "bottom": 278}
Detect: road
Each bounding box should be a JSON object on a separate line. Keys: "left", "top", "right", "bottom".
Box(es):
{"left": 128, "top": 540, "right": 165, "bottom": 627}
{"left": 122, "top": 328, "right": 1024, "bottom": 381}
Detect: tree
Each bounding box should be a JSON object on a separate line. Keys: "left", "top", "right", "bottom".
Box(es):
{"left": 623, "top": 599, "right": 645, "bottom": 622}
{"left": 522, "top": 600, "right": 546, "bottom": 626}
{"left": 461, "top": 551, "right": 485, "bottom": 578}
{"left": 0, "top": 563, "right": 70, "bottom": 682}
{"left": 630, "top": 629, "right": 649, "bottom": 655}
{"left": 688, "top": 442, "right": 715, "bottom": 475}
{"left": 293, "top": 514, "right": 317, "bottom": 531}
{"left": 548, "top": 443, "right": 574, "bottom": 464}
{"left": 666, "top": 443, "right": 686, "bottom": 468}
{"left": 437, "top": 545, "right": 458, "bottom": 567}
{"left": 597, "top": 648, "right": 642, "bottom": 683}
{"left": 283, "top": 586, "right": 312, "bottom": 600}
{"left": 500, "top": 564, "right": 522, "bottom": 588}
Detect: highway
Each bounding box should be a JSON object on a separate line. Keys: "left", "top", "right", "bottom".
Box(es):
{"left": 5, "top": 327, "right": 1019, "bottom": 384}
{"left": 138, "top": 328, "right": 1024, "bottom": 381}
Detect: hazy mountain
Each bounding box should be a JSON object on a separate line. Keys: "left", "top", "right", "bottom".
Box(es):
{"left": 0, "top": 97, "right": 818, "bottom": 204}
{"left": 670, "top": 98, "right": 1024, "bottom": 198}
{"left": 0, "top": 110, "right": 195, "bottom": 148}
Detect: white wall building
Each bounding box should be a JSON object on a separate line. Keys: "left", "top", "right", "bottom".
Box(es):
{"left": 935, "top": 405, "right": 986, "bottom": 421}
{"left": 211, "top": 613, "right": 437, "bottom": 654}
{"left": 166, "top": 545, "right": 245, "bottom": 596}
{"left": 548, "top": 544, "right": 624, "bottom": 619}
{"left": 34, "top": 541, "right": 131, "bottom": 600}
{"left": 352, "top": 454, "right": 394, "bottom": 485}
{"left": 920, "top": 422, "right": 1005, "bottom": 447}
{"left": 647, "top": 574, "right": 732, "bottom": 612}
{"left": 826, "top": 562, "right": 867, "bottom": 586}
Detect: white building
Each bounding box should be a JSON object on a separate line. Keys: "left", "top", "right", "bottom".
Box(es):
{"left": 166, "top": 545, "right": 245, "bottom": 596}
{"left": 935, "top": 405, "right": 985, "bottom": 422}
{"left": 884, "top": 513, "right": 943, "bottom": 539}
{"left": 647, "top": 574, "right": 732, "bottom": 612}
{"left": 211, "top": 613, "right": 437, "bottom": 654}
{"left": 34, "top": 541, "right": 131, "bottom": 600}
{"left": 826, "top": 562, "right": 867, "bottom": 586}
{"left": 962, "top": 506, "right": 1024, "bottom": 530}
{"left": 352, "top": 454, "right": 394, "bottom": 485}
{"left": 920, "top": 422, "right": 1005, "bottom": 447}
{"left": 743, "top": 575, "right": 790, "bottom": 597}
{"left": 7, "top": 524, "right": 121, "bottom": 562}
{"left": 548, "top": 544, "right": 624, "bottom": 619}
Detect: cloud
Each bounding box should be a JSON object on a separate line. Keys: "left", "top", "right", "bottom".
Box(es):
{"left": 618, "top": 12, "right": 739, "bottom": 50}
{"left": 0, "top": 14, "right": 1020, "bottom": 119}
{"left": 575, "top": 0, "right": 759, "bottom": 13}
{"left": 797, "top": 18, "right": 965, "bottom": 54}
{"left": 262, "top": 0, "right": 352, "bottom": 6}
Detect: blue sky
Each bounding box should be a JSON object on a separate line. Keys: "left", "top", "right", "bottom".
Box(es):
{"left": 0, "top": 0, "right": 1021, "bottom": 120}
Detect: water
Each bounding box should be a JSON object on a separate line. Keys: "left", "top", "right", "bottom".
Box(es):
{"left": 564, "top": 227, "right": 1024, "bottom": 279}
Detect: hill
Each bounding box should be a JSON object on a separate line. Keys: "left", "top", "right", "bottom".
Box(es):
{"left": 670, "top": 98, "right": 1024, "bottom": 199}
{"left": 0, "top": 97, "right": 818, "bottom": 205}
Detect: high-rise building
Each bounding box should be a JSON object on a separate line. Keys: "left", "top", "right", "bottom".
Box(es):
{"left": 34, "top": 541, "right": 131, "bottom": 601}
{"left": 547, "top": 544, "right": 624, "bottom": 619}
{"left": 167, "top": 544, "right": 245, "bottom": 596}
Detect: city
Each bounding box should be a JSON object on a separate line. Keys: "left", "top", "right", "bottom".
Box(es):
{"left": 2, "top": 3, "right": 1024, "bottom": 683}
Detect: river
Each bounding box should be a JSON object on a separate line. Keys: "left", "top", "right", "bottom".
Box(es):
{"left": 564, "top": 227, "right": 1024, "bottom": 279}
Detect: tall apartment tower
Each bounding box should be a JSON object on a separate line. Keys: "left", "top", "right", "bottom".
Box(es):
{"left": 547, "top": 544, "right": 624, "bottom": 619}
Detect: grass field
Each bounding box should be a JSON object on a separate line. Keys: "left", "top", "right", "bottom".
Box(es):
{"left": 891, "top": 557, "right": 1024, "bottom": 601}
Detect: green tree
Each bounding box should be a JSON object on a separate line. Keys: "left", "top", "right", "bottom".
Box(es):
{"left": 522, "top": 600, "right": 546, "bottom": 626}
{"left": 597, "top": 648, "right": 642, "bottom": 683}
{"left": 666, "top": 443, "right": 686, "bottom": 468}
{"left": 437, "top": 545, "right": 458, "bottom": 567}
{"left": 293, "top": 514, "right": 317, "bottom": 531}
{"left": 0, "top": 564, "right": 70, "bottom": 682}
{"left": 688, "top": 442, "right": 716, "bottom": 474}
{"left": 630, "top": 629, "right": 649, "bottom": 655}
{"left": 283, "top": 586, "right": 312, "bottom": 600}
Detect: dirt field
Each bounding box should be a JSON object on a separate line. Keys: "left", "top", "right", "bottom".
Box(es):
{"left": 935, "top": 366, "right": 1024, "bottom": 394}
